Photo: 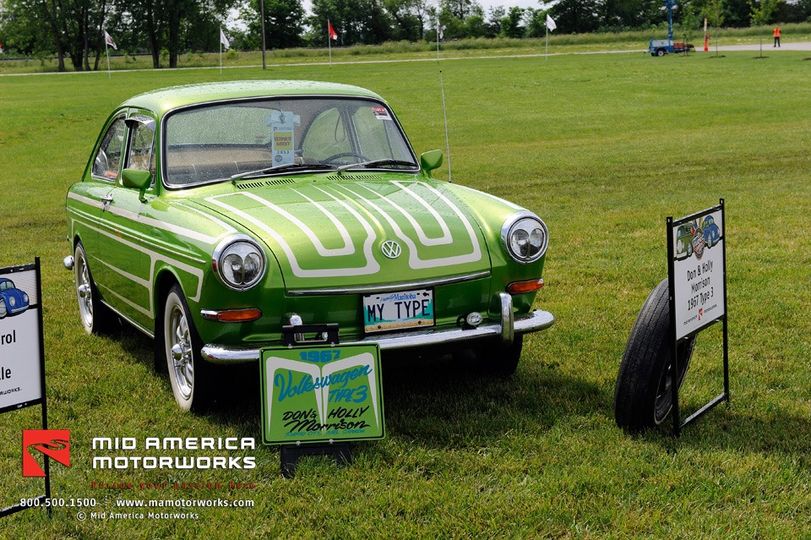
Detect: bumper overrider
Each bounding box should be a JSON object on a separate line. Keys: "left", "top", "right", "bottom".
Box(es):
{"left": 200, "top": 292, "right": 554, "bottom": 364}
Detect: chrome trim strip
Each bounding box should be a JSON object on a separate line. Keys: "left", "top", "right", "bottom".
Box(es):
{"left": 286, "top": 270, "right": 491, "bottom": 296}
{"left": 200, "top": 308, "right": 554, "bottom": 364}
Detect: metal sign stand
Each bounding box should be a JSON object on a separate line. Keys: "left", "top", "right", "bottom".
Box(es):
{"left": 666, "top": 200, "right": 730, "bottom": 436}
{"left": 275, "top": 323, "right": 353, "bottom": 478}
{"left": 0, "top": 258, "right": 51, "bottom": 518}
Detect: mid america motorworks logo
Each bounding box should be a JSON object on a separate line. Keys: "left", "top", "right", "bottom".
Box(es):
{"left": 91, "top": 437, "right": 256, "bottom": 470}
{"left": 22, "top": 429, "right": 71, "bottom": 477}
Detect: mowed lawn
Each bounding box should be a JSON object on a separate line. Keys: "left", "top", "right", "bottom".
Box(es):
{"left": 1, "top": 51, "right": 809, "bottom": 538}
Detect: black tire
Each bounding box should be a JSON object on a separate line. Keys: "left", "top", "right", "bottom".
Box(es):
{"left": 657, "top": 49, "right": 666, "bottom": 57}
{"left": 73, "top": 242, "right": 114, "bottom": 334}
{"left": 158, "top": 284, "right": 214, "bottom": 412}
{"left": 614, "top": 279, "right": 695, "bottom": 432}
{"left": 478, "top": 335, "right": 524, "bottom": 377}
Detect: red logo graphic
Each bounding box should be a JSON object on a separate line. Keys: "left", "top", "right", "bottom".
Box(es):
{"left": 22, "top": 430, "right": 71, "bottom": 477}
{"left": 698, "top": 308, "right": 705, "bottom": 321}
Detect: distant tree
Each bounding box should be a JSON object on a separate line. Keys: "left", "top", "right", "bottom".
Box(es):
{"left": 240, "top": 0, "right": 304, "bottom": 50}
{"left": 703, "top": 0, "right": 726, "bottom": 27}
{"left": 601, "top": 0, "right": 660, "bottom": 29}
{"left": 440, "top": 0, "right": 477, "bottom": 20}
{"left": 0, "top": 0, "right": 53, "bottom": 57}
{"left": 120, "top": 0, "right": 166, "bottom": 68}
{"left": 678, "top": 2, "right": 701, "bottom": 40}
{"left": 384, "top": 0, "right": 425, "bottom": 41}
{"left": 485, "top": 6, "right": 505, "bottom": 37}
{"left": 500, "top": 6, "right": 524, "bottom": 38}
{"left": 33, "top": 0, "right": 110, "bottom": 71}
{"left": 550, "top": 0, "right": 602, "bottom": 33}
{"left": 524, "top": 8, "right": 549, "bottom": 38}
{"left": 309, "top": 0, "right": 392, "bottom": 46}
{"left": 750, "top": 0, "right": 781, "bottom": 25}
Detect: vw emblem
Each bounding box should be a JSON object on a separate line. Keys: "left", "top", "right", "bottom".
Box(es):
{"left": 381, "top": 240, "right": 402, "bottom": 259}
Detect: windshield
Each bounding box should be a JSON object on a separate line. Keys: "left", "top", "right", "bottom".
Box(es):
{"left": 164, "top": 97, "right": 417, "bottom": 186}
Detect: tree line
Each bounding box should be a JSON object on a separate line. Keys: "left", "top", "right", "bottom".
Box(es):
{"left": 2, "top": 0, "right": 810, "bottom": 71}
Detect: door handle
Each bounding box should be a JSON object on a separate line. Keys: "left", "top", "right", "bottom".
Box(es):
{"left": 101, "top": 193, "right": 114, "bottom": 211}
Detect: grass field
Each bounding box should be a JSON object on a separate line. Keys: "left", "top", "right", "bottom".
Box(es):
{"left": 1, "top": 50, "right": 810, "bottom": 538}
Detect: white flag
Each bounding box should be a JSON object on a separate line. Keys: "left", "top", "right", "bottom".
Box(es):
{"left": 104, "top": 31, "right": 117, "bottom": 50}
{"left": 220, "top": 28, "right": 230, "bottom": 50}
{"left": 437, "top": 18, "right": 444, "bottom": 40}
{"left": 545, "top": 14, "right": 557, "bottom": 31}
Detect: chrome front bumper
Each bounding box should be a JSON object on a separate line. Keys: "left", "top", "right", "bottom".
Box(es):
{"left": 200, "top": 292, "right": 554, "bottom": 365}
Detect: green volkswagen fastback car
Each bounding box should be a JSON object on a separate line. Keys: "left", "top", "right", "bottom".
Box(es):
{"left": 65, "top": 80, "right": 553, "bottom": 411}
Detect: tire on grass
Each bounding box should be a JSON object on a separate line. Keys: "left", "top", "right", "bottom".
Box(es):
{"left": 614, "top": 278, "right": 695, "bottom": 432}
{"left": 73, "top": 242, "right": 114, "bottom": 334}
{"left": 159, "top": 284, "right": 215, "bottom": 412}
{"left": 478, "top": 335, "right": 524, "bottom": 377}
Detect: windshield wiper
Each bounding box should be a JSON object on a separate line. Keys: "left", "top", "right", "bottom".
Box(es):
{"left": 336, "top": 159, "right": 417, "bottom": 172}
{"left": 230, "top": 163, "right": 336, "bottom": 181}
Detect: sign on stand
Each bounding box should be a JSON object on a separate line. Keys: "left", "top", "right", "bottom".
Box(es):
{"left": 0, "top": 258, "right": 52, "bottom": 518}
{"left": 667, "top": 200, "right": 730, "bottom": 436}
{"left": 261, "top": 343, "right": 384, "bottom": 445}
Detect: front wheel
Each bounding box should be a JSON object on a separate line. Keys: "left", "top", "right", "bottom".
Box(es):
{"left": 161, "top": 285, "right": 212, "bottom": 412}
{"left": 656, "top": 49, "right": 665, "bottom": 57}
{"left": 614, "top": 279, "right": 695, "bottom": 432}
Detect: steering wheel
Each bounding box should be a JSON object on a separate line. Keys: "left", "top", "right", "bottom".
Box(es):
{"left": 322, "top": 151, "right": 369, "bottom": 164}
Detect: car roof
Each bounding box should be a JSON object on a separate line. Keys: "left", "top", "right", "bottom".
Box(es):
{"left": 122, "top": 80, "right": 385, "bottom": 117}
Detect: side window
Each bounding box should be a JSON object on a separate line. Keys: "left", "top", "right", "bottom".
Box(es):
{"left": 301, "top": 108, "right": 351, "bottom": 161}
{"left": 92, "top": 117, "right": 127, "bottom": 180}
{"left": 126, "top": 121, "right": 155, "bottom": 173}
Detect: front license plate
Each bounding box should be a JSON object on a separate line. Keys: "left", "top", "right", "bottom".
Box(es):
{"left": 363, "top": 289, "right": 434, "bottom": 334}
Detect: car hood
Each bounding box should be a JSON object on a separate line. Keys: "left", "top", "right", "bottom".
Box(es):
{"left": 193, "top": 177, "right": 494, "bottom": 291}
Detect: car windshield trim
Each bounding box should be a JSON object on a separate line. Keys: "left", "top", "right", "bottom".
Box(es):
{"left": 230, "top": 163, "right": 337, "bottom": 181}
{"left": 335, "top": 159, "right": 418, "bottom": 172}
{"left": 160, "top": 95, "right": 419, "bottom": 190}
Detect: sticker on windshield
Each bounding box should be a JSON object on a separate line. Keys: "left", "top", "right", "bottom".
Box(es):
{"left": 268, "top": 111, "right": 300, "bottom": 166}
{"left": 372, "top": 106, "right": 392, "bottom": 121}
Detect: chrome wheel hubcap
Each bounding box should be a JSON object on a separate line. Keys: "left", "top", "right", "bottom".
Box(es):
{"left": 75, "top": 252, "right": 94, "bottom": 329}
{"left": 168, "top": 305, "right": 194, "bottom": 400}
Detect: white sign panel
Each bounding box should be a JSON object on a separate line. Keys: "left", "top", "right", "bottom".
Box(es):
{"left": 672, "top": 209, "right": 725, "bottom": 339}
{"left": 268, "top": 110, "right": 300, "bottom": 167}
{"left": 0, "top": 268, "right": 42, "bottom": 410}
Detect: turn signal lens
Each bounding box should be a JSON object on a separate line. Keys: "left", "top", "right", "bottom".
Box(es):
{"left": 506, "top": 278, "right": 544, "bottom": 295}
{"left": 202, "top": 308, "right": 263, "bottom": 323}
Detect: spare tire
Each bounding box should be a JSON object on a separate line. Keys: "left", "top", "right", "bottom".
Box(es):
{"left": 614, "top": 278, "right": 695, "bottom": 432}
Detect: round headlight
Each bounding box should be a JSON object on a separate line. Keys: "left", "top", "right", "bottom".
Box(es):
{"left": 9, "top": 297, "right": 16, "bottom": 307}
{"left": 213, "top": 236, "right": 266, "bottom": 290}
{"left": 503, "top": 214, "right": 548, "bottom": 263}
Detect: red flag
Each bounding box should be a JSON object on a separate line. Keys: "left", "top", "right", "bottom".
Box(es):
{"left": 328, "top": 20, "right": 338, "bottom": 41}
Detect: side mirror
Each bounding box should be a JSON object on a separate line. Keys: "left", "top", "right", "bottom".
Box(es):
{"left": 420, "top": 150, "right": 443, "bottom": 176}
{"left": 121, "top": 168, "right": 152, "bottom": 202}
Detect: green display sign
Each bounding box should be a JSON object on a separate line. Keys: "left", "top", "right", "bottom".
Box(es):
{"left": 260, "top": 344, "right": 384, "bottom": 445}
